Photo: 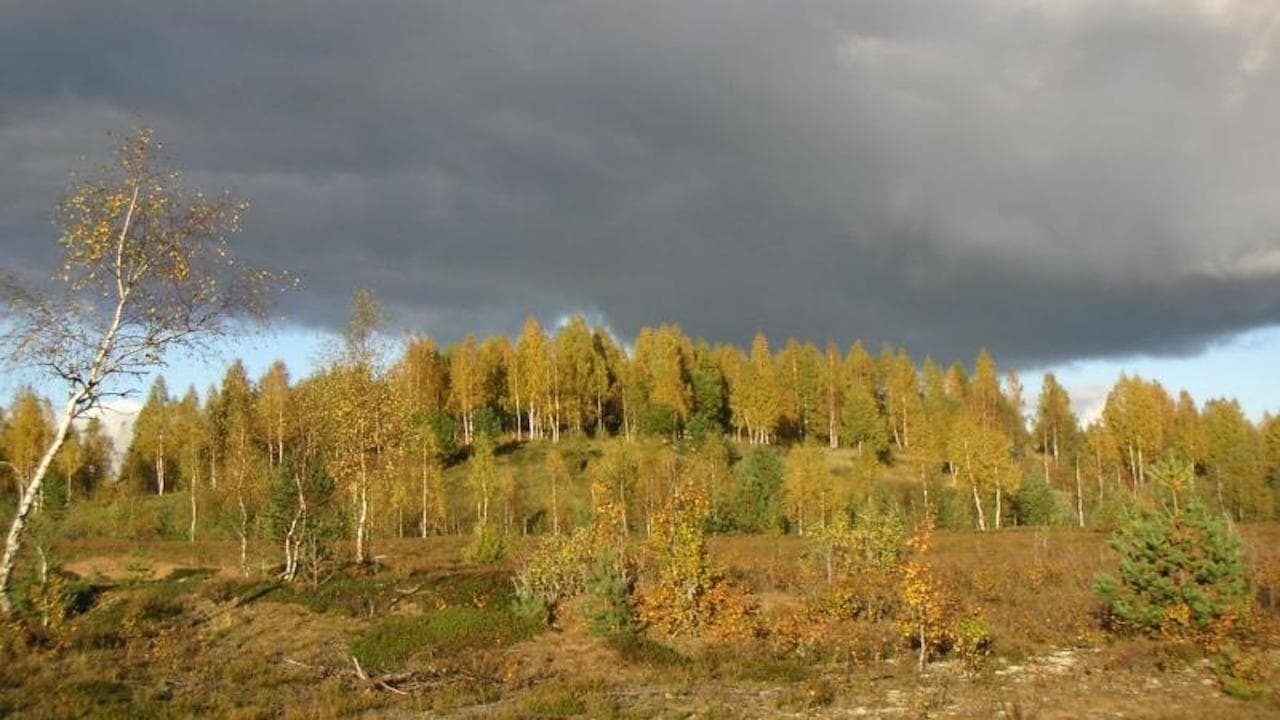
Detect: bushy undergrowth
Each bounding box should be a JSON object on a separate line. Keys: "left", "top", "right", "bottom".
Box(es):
{"left": 351, "top": 607, "right": 542, "bottom": 672}
{"left": 639, "top": 479, "right": 757, "bottom": 638}
{"left": 582, "top": 548, "right": 641, "bottom": 637}
{"left": 462, "top": 522, "right": 506, "bottom": 564}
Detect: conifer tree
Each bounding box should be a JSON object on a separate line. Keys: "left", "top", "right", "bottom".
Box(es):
{"left": 684, "top": 343, "right": 725, "bottom": 439}
{"left": 732, "top": 446, "right": 785, "bottom": 533}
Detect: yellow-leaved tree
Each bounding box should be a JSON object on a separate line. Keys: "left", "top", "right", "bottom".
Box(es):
{"left": 0, "top": 128, "right": 287, "bottom": 613}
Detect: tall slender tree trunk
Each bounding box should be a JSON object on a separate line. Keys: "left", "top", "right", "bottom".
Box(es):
{"left": 156, "top": 433, "right": 166, "bottom": 495}
{"left": 1126, "top": 443, "right": 1137, "bottom": 490}
{"left": 513, "top": 361, "right": 523, "bottom": 441}
{"left": 356, "top": 451, "right": 369, "bottom": 563}
{"left": 237, "top": 493, "right": 249, "bottom": 576}
{"left": 972, "top": 483, "right": 987, "bottom": 531}
{"left": 1075, "top": 460, "right": 1085, "bottom": 528}
{"left": 281, "top": 472, "right": 306, "bottom": 582}
{"left": 427, "top": 443, "right": 437, "bottom": 538}
{"left": 189, "top": 455, "right": 199, "bottom": 543}
{"left": 596, "top": 392, "right": 604, "bottom": 438}
{"left": 994, "top": 485, "right": 1002, "bottom": 529}
{"left": 0, "top": 392, "right": 82, "bottom": 614}
{"left": 621, "top": 396, "right": 630, "bottom": 441}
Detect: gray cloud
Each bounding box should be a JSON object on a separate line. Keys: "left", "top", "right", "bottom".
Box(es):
{"left": 3, "top": 0, "right": 1279, "bottom": 366}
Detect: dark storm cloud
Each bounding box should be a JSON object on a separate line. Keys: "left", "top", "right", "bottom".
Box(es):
{"left": 3, "top": 0, "right": 1279, "bottom": 365}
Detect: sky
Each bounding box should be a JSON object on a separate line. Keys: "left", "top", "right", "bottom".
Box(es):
{"left": 2, "top": 0, "right": 1279, "bottom": 428}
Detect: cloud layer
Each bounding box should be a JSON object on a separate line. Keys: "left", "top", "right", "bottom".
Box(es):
{"left": 3, "top": 0, "right": 1279, "bottom": 365}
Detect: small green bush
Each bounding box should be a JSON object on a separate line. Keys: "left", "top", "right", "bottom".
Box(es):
{"left": 463, "top": 523, "right": 506, "bottom": 565}
{"left": 1013, "top": 472, "right": 1061, "bottom": 526}
{"left": 1095, "top": 500, "right": 1249, "bottom": 637}
{"left": 582, "top": 549, "right": 640, "bottom": 637}
{"left": 351, "top": 608, "right": 541, "bottom": 672}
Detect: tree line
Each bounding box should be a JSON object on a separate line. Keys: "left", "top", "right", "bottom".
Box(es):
{"left": 6, "top": 289, "right": 1277, "bottom": 568}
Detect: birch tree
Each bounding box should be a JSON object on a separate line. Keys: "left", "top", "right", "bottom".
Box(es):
{"left": 0, "top": 128, "right": 285, "bottom": 613}
{"left": 326, "top": 290, "right": 387, "bottom": 564}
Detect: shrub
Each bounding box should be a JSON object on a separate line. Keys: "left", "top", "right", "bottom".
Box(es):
{"left": 352, "top": 607, "right": 541, "bottom": 672}
{"left": 471, "top": 406, "right": 504, "bottom": 440}
{"left": 463, "top": 523, "right": 506, "bottom": 565}
{"left": 582, "top": 549, "right": 640, "bottom": 637}
{"left": 808, "top": 508, "right": 903, "bottom": 582}
{"left": 640, "top": 403, "right": 678, "bottom": 438}
{"left": 1095, "top": 500, "right": 1249, "bottom": 638}
{"left": 512, "top": 533, "right": 594, "bottom": 625}
{"left": 898, "top": 520, "right": 991, "bottom": 669}
{"left": 512, "top": 478, "right": 628, "bottom": 625}
{"left": 411, "top": 409, "right": 459, "bottom": 460}
{"left": 1013, "top": 472, "right": 1061, "bottom": 526}
{"left": 731, "top": 447, "right": 785, "bottom": 533}
{"left": 639, "top": 478, "right": 756, "bottom": 638}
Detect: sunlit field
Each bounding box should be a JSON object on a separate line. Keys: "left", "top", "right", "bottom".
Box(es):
{"left": 2, "top": 438, "right": 1277, "bottom": 719}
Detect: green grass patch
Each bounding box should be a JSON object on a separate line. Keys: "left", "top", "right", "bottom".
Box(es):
{"left": 420, "top": 569, "right": 515, "bottom": 608}
{"left": 352, "top": 607, "right": 543, "bottom": 672}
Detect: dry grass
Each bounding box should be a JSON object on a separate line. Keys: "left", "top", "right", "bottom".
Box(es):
{"left": 1, "top": 522, "right": 1276, "bottom": 718}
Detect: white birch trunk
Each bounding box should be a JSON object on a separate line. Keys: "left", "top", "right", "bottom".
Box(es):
{"left": 972, "top": 482, "right": 987, "bottom": 531}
